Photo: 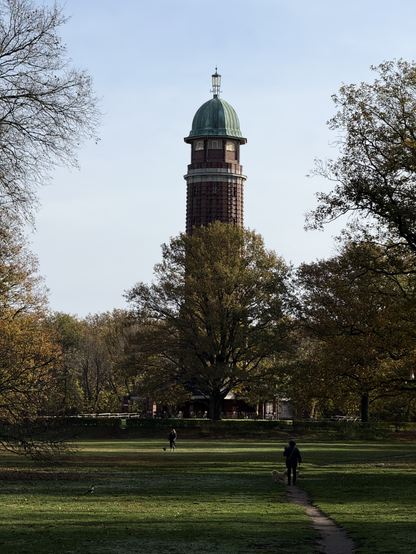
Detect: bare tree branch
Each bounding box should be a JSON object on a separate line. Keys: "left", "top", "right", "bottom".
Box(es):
{"left": 0, "top": 0, "right": 101, "bottom": 223}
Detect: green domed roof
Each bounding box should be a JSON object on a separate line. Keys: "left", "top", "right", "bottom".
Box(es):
{"left": 186, "top": 97, "right": 246, "bottom": 141}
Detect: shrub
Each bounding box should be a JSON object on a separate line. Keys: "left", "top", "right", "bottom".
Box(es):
{"left": 292, "top": 420, "right": 391, "bottom": 439}
{"left": 125, "top": 418, "right": 292, "bottom": 438}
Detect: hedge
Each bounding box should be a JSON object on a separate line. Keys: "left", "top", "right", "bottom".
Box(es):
{"left": 59, "top": 417, "right": 122, "bottom": 428}
{"left": 124, "top": 418, "right": 293, "bottom": 438}
{"left": 46, "top": 417, "right": 412, "bottom": 440}
{"left": 126, "top": 418, "right": 291, "bottom": 429}
{"left": 292, "top": 420, "right": 392, "bottom": 439}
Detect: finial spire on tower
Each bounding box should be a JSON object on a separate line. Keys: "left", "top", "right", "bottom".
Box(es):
{"left": 211, "top": 68, "right": 221, "bottom": 98}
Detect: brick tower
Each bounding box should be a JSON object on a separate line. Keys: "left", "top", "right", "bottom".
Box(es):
{"left": 184, "top": 70, "right": 247, "bottom": 235}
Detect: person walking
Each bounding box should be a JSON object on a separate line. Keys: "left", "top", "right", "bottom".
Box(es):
{"left": 283, "top": 440, "right": 302, "bottom": 485}
{"left": 169, "top": 428, "right": 177, "bottom": 451}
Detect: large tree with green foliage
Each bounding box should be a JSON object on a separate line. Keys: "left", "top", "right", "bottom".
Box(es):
{"left": 295, "top": 241, "right": 416, "bottom": 421}
{"left": 307, "top": 60, "right": 416, "bottom": 255}
{"left": 125, "top": 223, "right": 292, "bottom": 420}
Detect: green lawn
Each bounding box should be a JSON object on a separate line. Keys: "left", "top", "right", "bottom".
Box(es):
{"left": 0, "top": 438, "right": 415, "bottom": 553}
{"left": 299, "top": 441, "right": 416, "bottom": 554}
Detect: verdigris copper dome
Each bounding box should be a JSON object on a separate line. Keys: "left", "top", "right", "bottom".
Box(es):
{"left": 186, "top": 96, "right": 245, "bottom": 140}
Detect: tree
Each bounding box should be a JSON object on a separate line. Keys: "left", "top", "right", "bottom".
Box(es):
{"left": 0, "top": 213, "right": 67, "bottom": 460}
{"left": 72, "top": 312, "right": 122, "bottom": 413}
{"left": 0, "top": 211, "right": 47, "bottom": 317}
{"left": 307, "top": 60, "right": 416, "bottom": 256}
{"left": 47, "top": 312, "right": 85, "bottom": 415}
{"left": 0, "top": 0, "right": 100, "bottom": 222}
{"left": 125, "top": 223, "right": 293, "bottom": 420}
{"left": 119, "top": 320, "right": 192, "bottom": 413}
{"left": 294, "top": 242, "right": 416, "bottom": 421}
{"left": 0, "top": 311, "right": 60, "bottom": 417}
{"left": 47, "top": 310, "right": 136, "bottom": 415}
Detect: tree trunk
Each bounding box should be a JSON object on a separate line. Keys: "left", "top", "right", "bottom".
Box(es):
{"left": 361, "top": 393, "right": 369, "bottom": 422}
{"left": 210, "top": 395, "right": 223, "bottom": 420}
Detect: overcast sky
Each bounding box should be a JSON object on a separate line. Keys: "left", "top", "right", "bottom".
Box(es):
{"left": 27, "top": 0, "right": 416, "bottom": 318}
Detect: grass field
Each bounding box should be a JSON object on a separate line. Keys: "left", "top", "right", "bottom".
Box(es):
{"left": 0, "top": 435, "right": 415, "bottom": 554}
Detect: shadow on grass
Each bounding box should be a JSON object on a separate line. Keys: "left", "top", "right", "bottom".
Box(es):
{"left": 0, "top": 489, "right": 318, "bottom": 554}
{"left": 2, "top": 439, "right": 416, "bottom": 553}
{"left": 0, "top": 468, "right": 318, "bottom": 554}
{"left": 300, "top": 468, "right": 416, "bottom": 554}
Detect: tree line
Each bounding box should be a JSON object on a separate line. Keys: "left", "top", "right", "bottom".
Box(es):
{"left": 5, "top": 218, "right": 416, "bottom": 429}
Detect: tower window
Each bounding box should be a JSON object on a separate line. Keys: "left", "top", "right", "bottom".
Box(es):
{"left": 193, "top": 186, "right": 198, "bottom": 196}
{"left": 226, "top": 141, "right": 236, "bottom": 151}
{"left": 208, "top": 140, "right": 221, "bottom": 149}
{"left": 195, "top": 140, "right": 204, "bottom": 151}
{"left": 233, "top": 186, "right": 237, "bottom": 197}
{"left": 212, "top": 186, "right": 217, "bottom": 195}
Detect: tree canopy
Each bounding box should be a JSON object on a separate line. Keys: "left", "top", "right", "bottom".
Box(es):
{"left": 125, "top": 223, "right": 293, "bottom": 419}
{"left": 294, "top": 242, "right": 416, "bottom": 421}
{"left": 307, "top": 60, "right": 416, "bottom": 255}
{"left": 0, "top": 214, "right": 65, "bottom": 460}
{"left": 300, "top": 59, "right": 416, "bottom": 420}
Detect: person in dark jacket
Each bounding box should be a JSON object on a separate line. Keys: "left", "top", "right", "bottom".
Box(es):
{"left": 169, "top": 429, "right": 177, "bottom": 451}
{"left": 283, "top": 440, "right": 302, "bottom": 485}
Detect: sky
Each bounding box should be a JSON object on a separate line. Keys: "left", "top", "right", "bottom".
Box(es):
{"left": 26, "top": 0, "right": 416, "bottom": 318}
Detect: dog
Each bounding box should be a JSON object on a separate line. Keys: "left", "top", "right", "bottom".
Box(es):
{"left": 271, "top": 469, "right": 299, "bottom": 484}
{"left": 272, "top": 469, "right": 287, "bottom": 483}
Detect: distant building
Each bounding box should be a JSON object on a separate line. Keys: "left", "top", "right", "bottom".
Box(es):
{"left": 184, "top": 69, "right": 247, "bottom": 235}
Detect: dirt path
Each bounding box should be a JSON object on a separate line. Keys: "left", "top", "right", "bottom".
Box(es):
{"left": 285, "top": 484, "right": 356, "bottom": 554}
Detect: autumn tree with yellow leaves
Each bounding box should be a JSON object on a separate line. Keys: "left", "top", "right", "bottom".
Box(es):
{"left": 0, "top": 214, "right": 68, "bottom": 460}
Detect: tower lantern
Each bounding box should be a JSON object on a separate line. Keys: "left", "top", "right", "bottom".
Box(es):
{"left": 184, "top": 71, "right": 247, "bottom": 235}
{"left": 211, "top": 68, "right": 221, "bottom": 97}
